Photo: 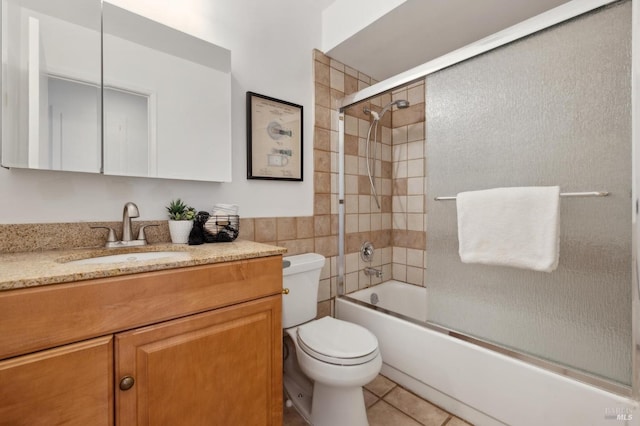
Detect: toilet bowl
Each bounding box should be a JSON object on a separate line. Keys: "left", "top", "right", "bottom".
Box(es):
{"left": 282, "top": 253, "right": 382, "bottom": 426}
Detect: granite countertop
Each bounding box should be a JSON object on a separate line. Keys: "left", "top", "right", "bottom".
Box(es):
{"left": 0, "top": 240, "right": 287, "bottom": 291}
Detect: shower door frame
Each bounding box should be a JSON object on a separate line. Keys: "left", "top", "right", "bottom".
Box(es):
{"left": 335, "top": 0, "right": 639, "bottom": 398}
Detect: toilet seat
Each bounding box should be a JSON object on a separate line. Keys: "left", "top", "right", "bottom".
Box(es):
{"left": 296, "top": 317, "right": 379, "bottom": 366}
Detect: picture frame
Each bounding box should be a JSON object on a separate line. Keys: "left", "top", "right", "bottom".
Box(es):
{"left": 246, "top": 91, "right": 303, "bottom": 181}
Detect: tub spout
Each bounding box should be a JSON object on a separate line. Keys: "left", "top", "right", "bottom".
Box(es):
{"left": 364, "top": 267, "right": 383, "bottom": 279}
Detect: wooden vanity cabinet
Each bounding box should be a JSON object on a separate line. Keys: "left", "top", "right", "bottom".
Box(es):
{"left": 0, "top": 256, "right": 283, "bottom": 426}
{"left": 0, "top": 336, "right": 114, "bottom": 426}
{"left": 116, "top": 296, "right": 280, "bottom": 425}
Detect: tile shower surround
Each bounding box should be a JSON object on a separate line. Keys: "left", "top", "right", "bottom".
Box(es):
{"left": 0, "top": 49, "right": 427, "bottom": 315}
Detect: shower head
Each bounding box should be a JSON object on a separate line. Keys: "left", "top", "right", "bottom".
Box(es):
{"left": 378, "top": 99, "right": 410, "bottom": 118}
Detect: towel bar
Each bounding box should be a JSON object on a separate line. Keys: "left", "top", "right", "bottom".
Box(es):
{"left": 433, "top": 191, "right": 609, "bottom": 201}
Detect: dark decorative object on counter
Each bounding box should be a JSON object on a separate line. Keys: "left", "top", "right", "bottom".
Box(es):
{"left": 189, "top": 212, "right": 239, "bottom": 245}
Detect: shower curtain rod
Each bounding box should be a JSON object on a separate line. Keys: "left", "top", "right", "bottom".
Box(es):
{"left": 434, "top": 191, "right": 609, "bottom": 201}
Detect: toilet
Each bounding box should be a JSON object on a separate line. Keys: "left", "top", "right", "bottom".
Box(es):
{"left": 282, "top": 253, "right": 382, "bottom": 426}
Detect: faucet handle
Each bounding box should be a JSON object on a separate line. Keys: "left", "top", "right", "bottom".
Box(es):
{"left": 137, "top": 224, "right": 159, "bottom": 242}
{"left": 90, "top": 226, "right": 118, "bottom": 243}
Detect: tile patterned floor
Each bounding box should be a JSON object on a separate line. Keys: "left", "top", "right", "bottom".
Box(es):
{"left": 283, "top": 374, "right": 473, "bottom": 426}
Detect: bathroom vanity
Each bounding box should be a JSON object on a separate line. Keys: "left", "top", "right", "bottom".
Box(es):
{"left": 0, "top": 242, "right": 285, "bottom": 425}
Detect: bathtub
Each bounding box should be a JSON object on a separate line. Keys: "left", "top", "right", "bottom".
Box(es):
{"left": 336, "top": 280, "right": 638, "bottom": 426}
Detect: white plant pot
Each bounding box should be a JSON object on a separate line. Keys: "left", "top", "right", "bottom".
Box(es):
{"left": 168, "top": 220, "right": 193, "bottom": 244}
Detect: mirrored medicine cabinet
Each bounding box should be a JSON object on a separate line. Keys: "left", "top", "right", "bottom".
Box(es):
{"left": 1, "top": 0, "right": 232, "bottom": 182}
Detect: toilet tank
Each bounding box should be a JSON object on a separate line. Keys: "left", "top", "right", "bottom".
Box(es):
{"left": 282, "top": 253, "right": 326, "bottom": 328}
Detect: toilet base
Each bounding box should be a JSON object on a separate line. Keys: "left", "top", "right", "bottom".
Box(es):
{"left": 283, "top": 371, "right": 312, "bottom": 422}
{"left": 311, "top": 383, "right": 369, "bottom": 426}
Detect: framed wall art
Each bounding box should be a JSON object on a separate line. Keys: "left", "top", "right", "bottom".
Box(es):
{"left": 246, "top": 91, "right": 303, "bottom": 181}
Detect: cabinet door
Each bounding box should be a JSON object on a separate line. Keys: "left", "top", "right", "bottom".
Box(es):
{"left": 116, "top": 295, "right": 282, "bottom": 426}
{"left": 0, "top": 336, "right": 113, "bottom": 426}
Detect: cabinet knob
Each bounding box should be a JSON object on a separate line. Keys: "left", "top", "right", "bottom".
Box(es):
{"left": 282, "top": 288, "right": 290, "bottom": 295}
{"left": 119, "top": 375, "right": 135, "bottom": 391}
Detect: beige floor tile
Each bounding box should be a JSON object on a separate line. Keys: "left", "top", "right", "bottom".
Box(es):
{"left": 364, "top": 388, "right": 379, "bottom": 408}
{"left": 384, "top": 386, "right": 449, "bottom": 426}
{"left": 365, "top": 374, "right": 397, "bottom": 397}
{"left": 446, "top": 416, "right": 473, "bottom": 426}
{"left": 367, "top": 400, "right": 422, "bottom": 426}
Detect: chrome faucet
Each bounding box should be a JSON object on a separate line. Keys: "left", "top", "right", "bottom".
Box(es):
{"left": 364, "top": 267, "right": 383, "bottom": 279}
{"left": 91, "top": 202, "right": 157, "bottom": 248}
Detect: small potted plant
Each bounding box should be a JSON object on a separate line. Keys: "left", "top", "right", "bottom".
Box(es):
{"left": 166, "top": 199, "right": 196, "bottom": 244}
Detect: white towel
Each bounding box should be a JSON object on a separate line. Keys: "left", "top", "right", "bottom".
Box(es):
{"left": 456, "top": 186, "right": 561, "bottom": 272}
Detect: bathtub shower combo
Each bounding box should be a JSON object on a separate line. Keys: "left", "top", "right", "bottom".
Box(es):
{"left": 335, "top": 1, "right": 638, "bottom": 425}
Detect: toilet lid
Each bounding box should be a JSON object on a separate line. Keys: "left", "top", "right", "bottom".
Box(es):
{"left": 296, "top": 316, "right": 379, "bottom": 366}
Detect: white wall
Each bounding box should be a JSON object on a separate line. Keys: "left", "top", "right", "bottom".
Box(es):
{"left": 321, "top": 0, "right": 406, "bottom": 52}
{"left": 0, "top": 0, "right": 322, "bottom": 223}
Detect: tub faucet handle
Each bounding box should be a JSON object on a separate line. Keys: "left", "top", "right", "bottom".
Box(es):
{"left": 361, "top": 241, "right": 375, "bottom": 262}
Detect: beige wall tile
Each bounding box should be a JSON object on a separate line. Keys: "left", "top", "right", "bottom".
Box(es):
{"left": 314, "top": 215, "right": 331, "bottom": 237}
{"left": 314, "top": 149, "right": 331, "bottom": 173}
{"left": 359, "top": 214, "right": 371, "bottom": 232}
{"left": 394, "top": 178, "right": 408, "bottom": 195}
{"left": 407, "top": 213, "right": 424, "bottom": 231}
{"left": 316, "top": 300, "right": 331, "bottom": 319}
{"left": 358, "top": 72, "right": 371, "bottom": 84}
{"left": 315, "top": 105, "right": 331, "bottom": 130}
{"left": 345, "top": 155, "right": 358, "bottom": 175}
{"left": 407, "top": 159, "right": 424, "bottom": 177}
{"left": 346, "top": 214, "right": 359, "bottom": 234}
{"left": 358, "top": 175, "right": 372, "bottom": 195}
{"left": 381, "top": 196, "right": 392, "bottom": 213}
{"left": 345, "top": 74, "right": 358, "bottom": 95}
{"left": 407, "top": 177, "right": 423, "bottom": 195}
{"left": 407, "top": 195, "right": 424, "bottom": 213}
{"left": 345, "top": 174, "right": 358, "bottom": 194}
{"left": 314, "top": 60, "right": 330, "bottom": 86}
{"left": 344, "top": 134, "right": 359, "bottom": 156}
{"left": 315, "top": 235, "right": 338, "bottom": 257}
{"left": 318, "top": 278, "right": 331, "bottom": 301}
{"left": 296, "top": 216, "right": 314, "bottom": 239}
{"left": 407, "top": 123, "right": 424, "bottom": 142}
{"left": 345, "top": 271, "right": 359, "bottom": 294}
{"left": 314, "top": 171, "right": 331, "bottom": 194}
{"left": 407, "top": 85, "right": 425, "bottom": 105}
{"left": 359, "top": 195, "right": 372, "bottom": 214}
{"left": 330, "top": 59, "right": 345, "bottom": 72}
{"left": 406, "top": 266, "right": 424, "bottom": 286}
{"left": 371, "top": 213, "right": 382, "bottom": 231}
{"left": 330, "top": 88, "right": 344, "bottom": 110}
{"left": 392, "top": 263, "right": 407, "bottom": 282}
{"left": 313, "top": 49, "right": 330, "bottom": 65}
{"left": 345, "top": 115, "right": 358, "bottom": 136}
{"left": 330, "top": 214, "right": 339, "bottom": 235}
{"left": 254, "top": 218, "right": 276, "bottom": 242}
{"left": 238, "top": 218, "right": 255, "bottom": 241}
{"left": 392, "top": 104, "right": 425, "bottom": 128}
{"left": 407, "top": 140, "right": 423, "bottom": 160}
{"left": 345, "top": 66, "right": 358, "bottom": 78}
{"left": 315, "top": 83, "right": 331, "bottom": 108}
{"left": 314, "top": 127, "right": 331, "bottom": 151}
{"left": 277, "top": 217, "right": 297, "bottom": 241}
{"left": 371, "top": 230, "right": 391, "bottom": 249}
{"left": 314, "top": 194, "right": 331, "bottom": 215}
{"left": 393, "top": 144, "right": 407, "bottom": 162}
{"left": 330, "top": 67, "right": 344, "bottom": 92}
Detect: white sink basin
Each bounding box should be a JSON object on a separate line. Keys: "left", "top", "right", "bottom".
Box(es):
{"left": 66, "top": 251, "right": 191, "bottom": 266}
